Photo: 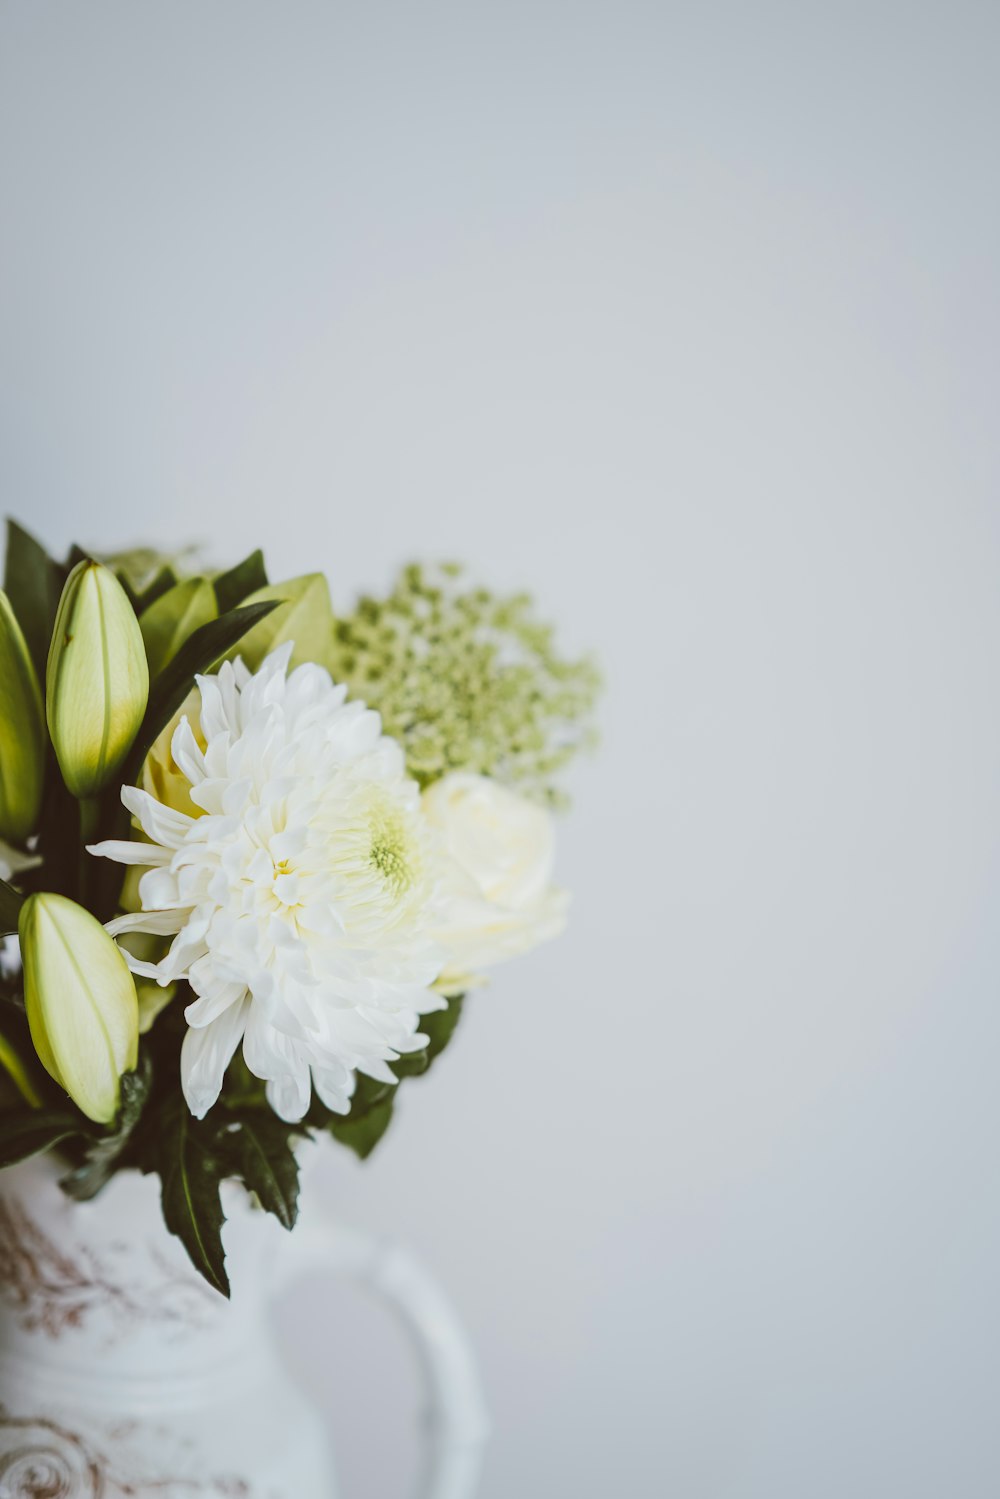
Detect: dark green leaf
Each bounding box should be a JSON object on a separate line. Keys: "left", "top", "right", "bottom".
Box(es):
{"left": 213, "top": 550, "right": 268, "bottom": 614}
{"left": 0, "top": 1108, "right": 81, "bottom": 1168}
{"left": 157, "top": 1104, "right": 230, "bottom": 1297}
{"left": 123, "top": 600, "right": 280, "bottom": 781}
{"left": 60, "top": 1055, "right": 152, "bottom": 1201}
{"left": 0, "top": 879, "right": 23, "bottom": 937}
{"left": 329, "top": 1094, "right": 395, "bottom": 1160}
{"left": 390, "top": 1046, "right": 429, "bottom": 1080}
{"left": 225, "top": 1115, "right": 300, "bottom": 1230}
{"left": 3, "top": 518, "right": 63, "bottom": 681}
{"left": 130, "top": 564, "right": 178, "bottom": 614}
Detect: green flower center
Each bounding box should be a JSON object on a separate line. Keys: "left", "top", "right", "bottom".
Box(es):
{"left": 367, "top": 806, "right": 415, "bottom": 895}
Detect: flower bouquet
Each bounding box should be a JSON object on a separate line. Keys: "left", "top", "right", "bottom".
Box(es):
{"left": 0, "top": 521, "right": 598, "bottom": 1297}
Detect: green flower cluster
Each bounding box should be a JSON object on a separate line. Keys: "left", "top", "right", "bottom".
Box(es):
{"left": 329, "top": 563, "right": 601, "bottom": 803}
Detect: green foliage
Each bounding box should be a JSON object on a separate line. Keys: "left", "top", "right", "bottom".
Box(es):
{"left": 139, "top": 1098, "right": 309, "bottom": 1294}
{"left": 60, "top": 1055, "right": 152, "bottom": 1201}
{"left": 152, "top": 1099, "right": 232, "bottom": 1297}
{"left": 329, "top": 1092, "right": 395, "bottom": 1160}
{"left": 213, "top": 549, "right": 268, "bottom": 613}
{"left": 0, "top": 878, "right": 23, "bottom": 937}
{"left": 0, "top": 1107, "right": 82, "bottom": 1169}
{"left": 226, "top": 574, "right": 337, "bottom": 672}
{"left": 221, "top": 1112, "right": 301, "bottom": 1230}
{"left": 322, "top": 994, "right": 466, "bottom": 1159}
{"left": 139, "top": 577, "right": 218, "bottom": 675}
{"left": 0, "top": 591, "right": 45, "bottom": 843}
{"left": 3, "top": 519, "right": 63, "bottom": 682}
{"left": 328, "top": 563, "right": 600, "bottom": 802}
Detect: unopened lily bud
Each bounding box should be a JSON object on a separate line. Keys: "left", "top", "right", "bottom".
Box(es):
{"left": 0, "top": 591, "right": 44, "bottom": 843}
{"left": 47, "top": 560, "right": 149, "bottom": 797}
{"left": 19, "top": 892, "right": 139, "bottom": 1124}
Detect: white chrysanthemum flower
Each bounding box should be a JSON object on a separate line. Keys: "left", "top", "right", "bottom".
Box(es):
{"left": 89, "top": 644, "right": 445, "bottom": 1123}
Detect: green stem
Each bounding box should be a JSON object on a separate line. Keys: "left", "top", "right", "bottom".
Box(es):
{"left": 77, "top": 796, "right": 101, "bottom": 902}
{"left": 79, "top": 796, "right": 101, "bottom": 844}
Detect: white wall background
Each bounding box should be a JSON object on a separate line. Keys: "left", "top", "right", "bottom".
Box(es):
{"left": 3, "top": 3, "right": 1000, "bottom": 1495}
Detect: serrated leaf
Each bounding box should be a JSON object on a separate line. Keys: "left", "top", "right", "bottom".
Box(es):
{"left": 0, "top": 879, "right": 23, "bottom": 937}
{"left": 228, "top": 1115, "right": 300, "bottom": 1230}
{"left": 60, "top": 1054, "right": 152, "bottom": 1201}
{"left": 0, "top": 1108, "right": 81, "bottom": 1168}
{"left": 158, "top": 1104, "right": 230, "bottom": 1297}
{"left": 329, "top": 1094, "right": 395, "bottom": 1160}
{"left": 3, "top": 519, "right": 62, "bottom": 682}
{"left": 213, "top": 550, "right": 268, "bottom": 614}
{"left": 122, "top": 600, "right": 280, "bottom": 784}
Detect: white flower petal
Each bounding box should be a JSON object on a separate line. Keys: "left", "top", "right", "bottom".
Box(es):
{"left": 121, "top": 785, "right": 195, "bottom": 847}
{"left": 265, "top": 1070, "right": 311, "bottom": 1123}
{"left": 105, "top": 908, "right": 188, "bottom": 938}
{"left": 181, "top": 997, "right": 250, "bottom": 1119}
{"left": 88, "top": 839, "right": 172, "bottom": 866}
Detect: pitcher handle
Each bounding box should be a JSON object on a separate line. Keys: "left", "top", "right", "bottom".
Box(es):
{"left": 276, "top": 1200, "right": 489, "bottom": 1499}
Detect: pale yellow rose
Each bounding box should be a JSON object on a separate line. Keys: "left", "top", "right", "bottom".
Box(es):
{"left": 422, "top": 773, "right": 569, "bottom": 994}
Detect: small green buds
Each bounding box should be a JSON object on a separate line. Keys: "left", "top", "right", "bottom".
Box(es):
{"left": 46, "top": 560, "right": 149, "bottom": 797}
{"left": 19, "top": 892, "right": 139, "bottom": 1124}
{"left": 0, "top": 590, "right": 44, "bottom": 843}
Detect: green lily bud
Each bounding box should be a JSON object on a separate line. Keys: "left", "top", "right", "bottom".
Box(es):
{"left": 227, "top": 573, "right": 336, "bottom": 672}
{"left": 47, "top": 560, "right": 149, "bottom": 797}
{"left": 139, "top": 576, "right": 217, "bottom": 676}
{"left": 0, "top": 590, "right": 44, "bottom": 843}
{"left": 20, "top": 892, "right": 139, "bottom": 1124}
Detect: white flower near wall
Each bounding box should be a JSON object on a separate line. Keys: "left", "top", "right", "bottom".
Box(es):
{"left": 90, "top": 645, "right": 445, "bottom": 1123}
{"left": 423, "top": 773, "right": 569, "bottom": 994}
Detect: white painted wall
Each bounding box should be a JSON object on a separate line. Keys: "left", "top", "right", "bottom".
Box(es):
{"left": 2, "top": 4, "right": 999, "bottom": 1494}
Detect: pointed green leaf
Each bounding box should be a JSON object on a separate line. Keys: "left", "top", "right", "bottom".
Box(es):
{"left": 0, "top": 878, "right": 23, "bottom": 937}
{"left": 60, "top": 1054, "right": 152, "bottom": 1201}
{"left": 3, "top": 519, "right": 62, "bottom": 682}
{"left": 329, "top": 1094, "right": 395, "bottom": 1160}
{"left": 228, "top": 1115, "right": 300, "bottom": 1230}
{"left": 213, "top": 550, "right": 268, "bottom": 614}
{"left": 157, "top": 1104, "right": 230, "bottom": 1297}
{"left": 130, "top": 564, "right": 178, "bottom": 614}
{"left": 0, "top": 1108, "right": 81, "bottom": 1169}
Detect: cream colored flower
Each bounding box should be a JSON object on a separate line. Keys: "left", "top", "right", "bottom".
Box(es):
{"left": 423, "top": 773, "right": 569, "bottom": 993}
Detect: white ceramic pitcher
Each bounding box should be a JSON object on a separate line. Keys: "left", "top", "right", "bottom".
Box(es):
{"left": 0, "top": 1151, "right": 487, "bottom": 1499}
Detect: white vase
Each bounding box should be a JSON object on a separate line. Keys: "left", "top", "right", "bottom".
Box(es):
{"left": 0, "top": 1150, "right": 488, "bottom": 1499}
